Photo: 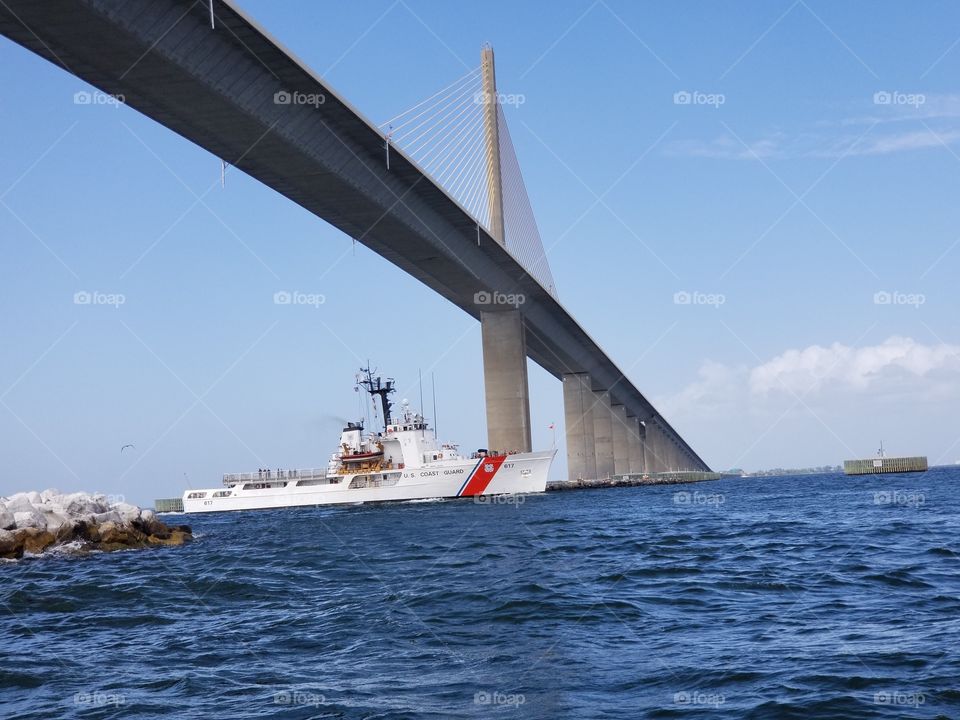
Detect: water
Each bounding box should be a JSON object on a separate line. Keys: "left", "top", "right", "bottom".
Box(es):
{"left": 2, "top": 468, "right": 959, "bottom": 719}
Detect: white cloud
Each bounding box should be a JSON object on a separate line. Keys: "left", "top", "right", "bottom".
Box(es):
{"left": 749, "top": 336, "right": 960, "bottom": 396}
{"left": 661, "top": 336, "right": 960, "bottom": 416}
{"left": 658, "top": 337, "right": 960, "bottom": 471}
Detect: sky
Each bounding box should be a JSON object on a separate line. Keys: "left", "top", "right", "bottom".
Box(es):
{"left": 2, "top": 0, "right": 959, "bottom": 505}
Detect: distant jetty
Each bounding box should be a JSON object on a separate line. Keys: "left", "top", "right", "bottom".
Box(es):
{"left": 548, "top": 471, "right": 724, "bottom": 491}
{"left": 0, "top": 490, "right": 192, "bottom": 560}
{"left": 844, "top": 456, "right": 928, "bottom": 475}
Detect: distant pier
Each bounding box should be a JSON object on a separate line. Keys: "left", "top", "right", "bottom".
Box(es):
{"left": 154, "top": 498, "right": 184, "bottom": 513}
{"left": 843, "top": 456, "right": 928, "bottom": 475}
{"left": 548, "top": 471, "right": 726, "bottom": 491}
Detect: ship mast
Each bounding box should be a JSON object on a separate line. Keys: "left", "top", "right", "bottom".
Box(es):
{"left": 358, "top": 366, "right": 395, "bottom": 432}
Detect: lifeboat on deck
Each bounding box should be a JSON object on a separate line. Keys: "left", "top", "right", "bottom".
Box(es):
{"left": 339, "top": 449, "right": 384, "bottom": 464}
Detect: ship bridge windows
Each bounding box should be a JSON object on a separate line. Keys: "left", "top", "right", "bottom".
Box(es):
{"left": 213, "top": 490, "right": 232, "bottom": 498}
{"left": 187, "top": 492, "right": 206, "bottom": 499}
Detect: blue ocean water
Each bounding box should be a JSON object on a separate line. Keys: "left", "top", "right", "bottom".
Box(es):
{"left": 2, "top": 468, "right": 959, "bottom": 719}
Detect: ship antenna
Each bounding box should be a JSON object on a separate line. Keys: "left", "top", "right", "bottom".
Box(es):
{"left": 432, "top": 371, "right": 438, "bottom": 440}
{"left": 419, "top": 368, "right": 425, "bottom": 438}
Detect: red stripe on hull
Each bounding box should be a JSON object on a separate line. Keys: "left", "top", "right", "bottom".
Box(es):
{"left": 459, "top": 455, "right": 507, "bottom": 496}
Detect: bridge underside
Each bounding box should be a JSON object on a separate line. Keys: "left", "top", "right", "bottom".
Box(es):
{"left": 0, "top": 0, "right": 709, "bottom": 474}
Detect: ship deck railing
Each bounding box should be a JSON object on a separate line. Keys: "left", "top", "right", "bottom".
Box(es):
{"left": 222, "top": 468, "right": 328, "bottom": 486}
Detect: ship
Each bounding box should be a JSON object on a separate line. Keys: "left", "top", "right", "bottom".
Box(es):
{"left": 181, "top": 367, "right": 554, "bottom": 513}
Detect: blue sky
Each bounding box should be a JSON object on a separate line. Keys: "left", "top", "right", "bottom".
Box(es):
{"left": 2, "top": 0, "right": 960, "bottom": 504}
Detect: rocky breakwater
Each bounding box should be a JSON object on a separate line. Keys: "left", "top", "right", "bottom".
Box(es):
{"left": 0, "top": 489, "right": 191, "bottom": 560}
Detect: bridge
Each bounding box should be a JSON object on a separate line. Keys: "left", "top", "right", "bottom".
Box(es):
{"left": 0, "top": 0, "right": 710, "bottom": 478}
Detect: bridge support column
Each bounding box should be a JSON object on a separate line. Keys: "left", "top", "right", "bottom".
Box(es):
{"left": 562, "top": 373, "right": 596, "bottom": 481}
{"left": 481, "top": 309, "right": 531, "bottom": 453}
{"left": 611, "top": 404, "right": 630, "bottom": 477}
{"left": 592, "top": 389, "right": 615, "bottom": 479}
{"left": 666, "top": 437, "right": 680, "bottom": 472}
{"left": 627, "top": 416, "right": 646, "bottom": 474}
{"left": 646, "top": 419, "right": 667, "bottom": 473}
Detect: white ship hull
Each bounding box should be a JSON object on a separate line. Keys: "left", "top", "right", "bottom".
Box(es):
{"left": 183, "top": 450, "right": 554, "bottom": 513}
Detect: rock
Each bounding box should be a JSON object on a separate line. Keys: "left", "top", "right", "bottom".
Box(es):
{"left": 0, "top": 503, "right": 15, "bottom": 531}
{"left": 5, "top": 493, "right": 36, "bottom": 514}
{"left": 61, "top": 492, "right": 98, "bottom": 517}
{"left": 21, "top": 528, "right": 56, "bottom": 554}
{"left": 112, "top": 502, "right": 141, "bottom": 523}
{"left": 97, "top": 521, "right": 125, "bottom": 545}
{"left": 77, "top": 521, "right": 100, "bottom": 543}
{"left": 40, "top": 510, "right": 71, "bottom": 533}
{"left": 0, "top": 490, "right": 191, "bottom": 558}
{"left": 14, "top": 509, "right": 46, "bottom": 531}
{"left": 91, "top": 510, "right": 123, "bottom": 526}
{"left": 134, "top": 517, "right": 170, "bottom": 539}
{"left": 0, "top": 529, "right": 25, "bottom": 559}
{"left": 150, "top": 528, "right": 191, "bottom": 546}
{"left": 40, "top": 488, "right": 62, "bottom": 504}
{"left": 54, "top": 520, "right": 77, "bottom": 542}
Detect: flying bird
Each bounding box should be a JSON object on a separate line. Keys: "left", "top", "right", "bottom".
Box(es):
{"left": 120, "top": 444, "right": 135, "bottom": 453}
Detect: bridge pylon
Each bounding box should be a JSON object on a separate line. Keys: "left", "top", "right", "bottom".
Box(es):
{"left": 479, "top": 44, "right": 532, "bottom": 454}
